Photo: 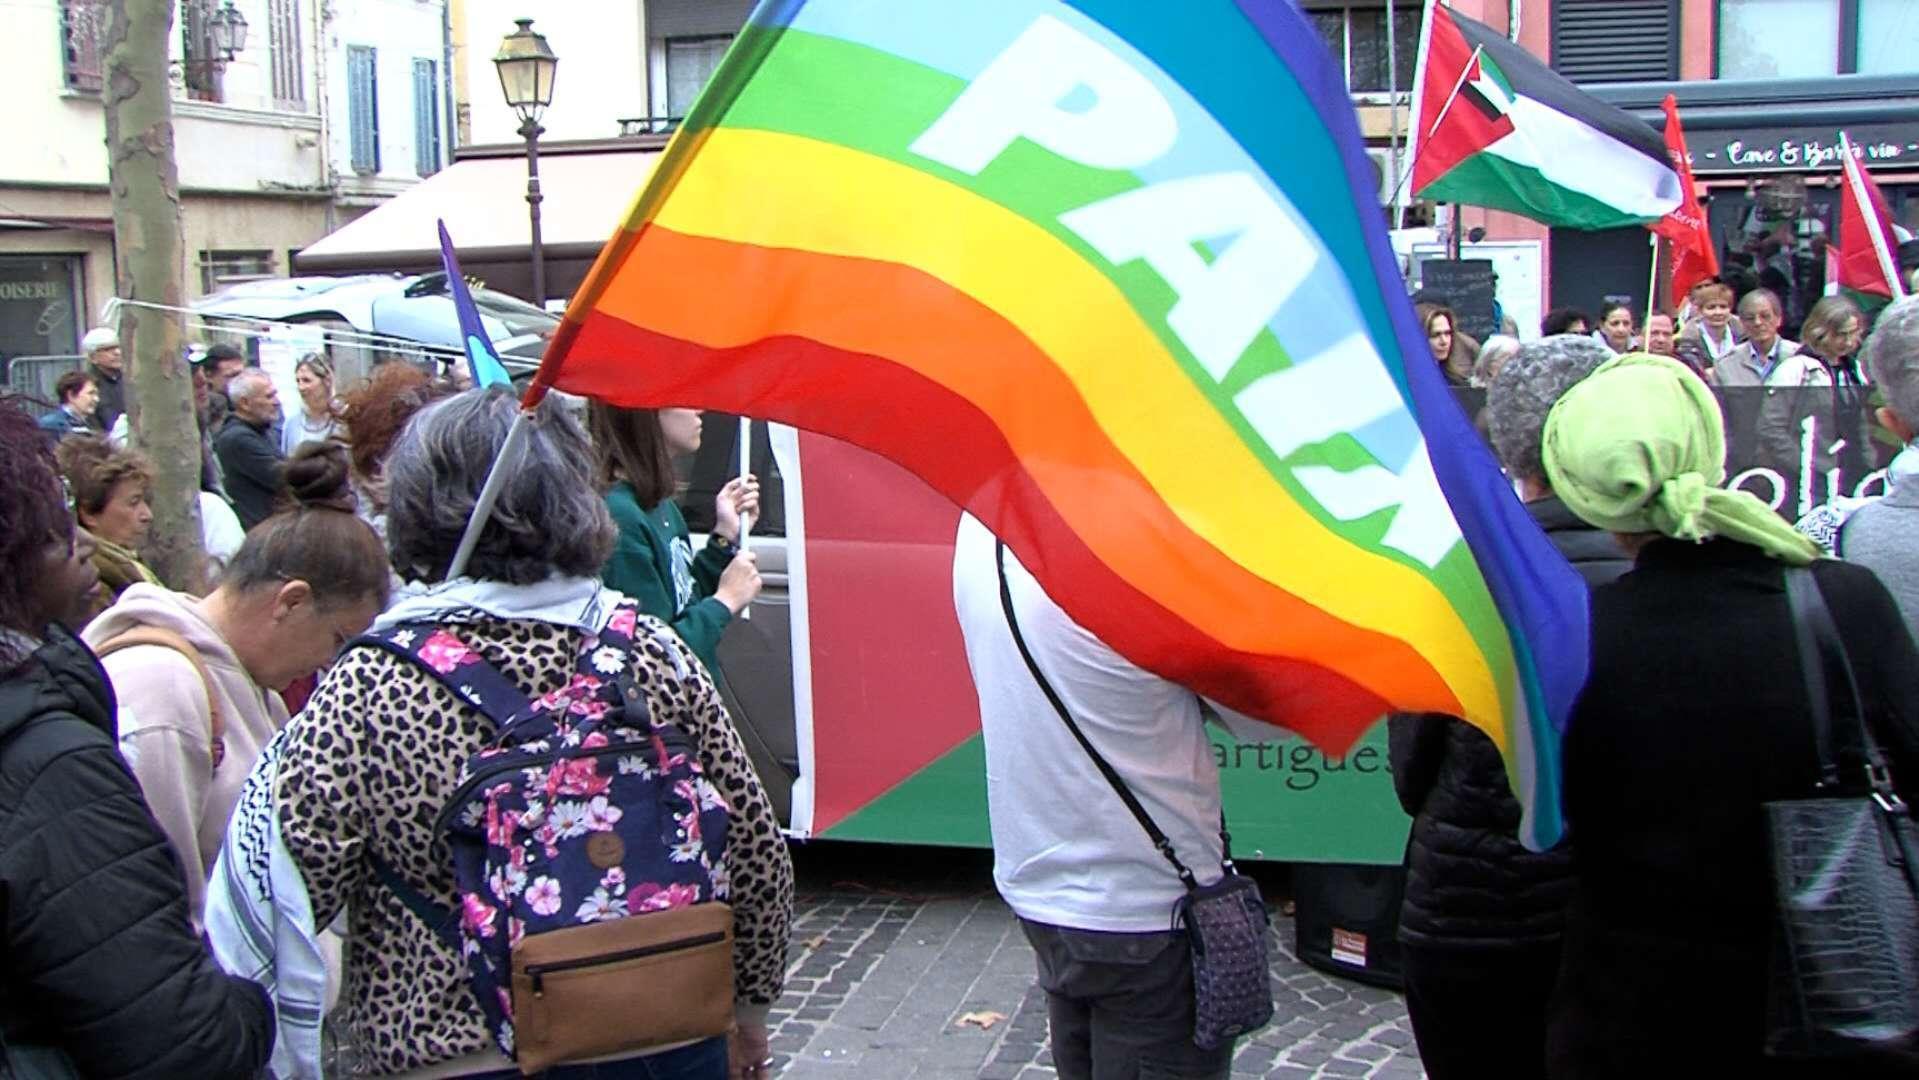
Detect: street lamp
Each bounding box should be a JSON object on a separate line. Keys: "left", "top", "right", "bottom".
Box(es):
{"left": 495, "top": 19, "right": 558, "bottom": 307}
{"left": 208, "top": 0, "right": 249, "bottom": 62}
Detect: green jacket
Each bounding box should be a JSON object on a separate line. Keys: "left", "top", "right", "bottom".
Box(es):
{"left": 602, "top": 482, "right": 734, "bottom": 675}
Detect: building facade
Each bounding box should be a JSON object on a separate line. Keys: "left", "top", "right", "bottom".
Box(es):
{"left": 1307, "top": 0, "right": 1919, "bottom": 334}
{"left": 0, "top": 0, "right": 449, "bottom": 370}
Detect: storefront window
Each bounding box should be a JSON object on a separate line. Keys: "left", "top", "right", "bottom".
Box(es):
{"left": 1856, "top": 0, "right": 1919, "bottom": 75}
{"left": 0, "top": 255, "right": 83, "bottom": 390}
{"left": 1718, "top": 0, "right": 1841, "bottom": 80}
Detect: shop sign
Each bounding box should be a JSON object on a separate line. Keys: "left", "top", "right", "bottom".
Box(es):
{"left": 1685, "top": 123, "right": 1919, "bottom": 174}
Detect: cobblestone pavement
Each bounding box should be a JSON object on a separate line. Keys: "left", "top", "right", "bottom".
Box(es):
{"left": 766, "top": 844, "right": 1422, "bottom": 1079}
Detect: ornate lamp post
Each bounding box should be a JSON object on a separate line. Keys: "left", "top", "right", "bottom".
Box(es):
{"left": 208, "top": 1, "right": 249, "bottom": 62}
{"left": 494, "top": 19, "right": 558, "bottom": 306}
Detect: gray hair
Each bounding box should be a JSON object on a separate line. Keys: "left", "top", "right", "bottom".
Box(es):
{"left": 383, "top": 387, "right": 615, "bottom": 585}
{"left": 1867, "top": 294, "right": 1919, "bottom": 429}
{"left": 1737, "top": 288, "right": 1782, "bottom": 320}
{"left": 1486, "top": 334, "right": 1613, "bottom": 482}
{"left": 227, "top": 368, "right": 273, "bottom": 403}
{"left": 1471, "top": 334, "right": 1522, "bottom": 388}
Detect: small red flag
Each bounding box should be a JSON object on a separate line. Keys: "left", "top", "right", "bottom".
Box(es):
{"left": 1649, "top": 94, "right": 1717, "bottom": 309}
{"left": 1837, "top": 134, "right": 1907, "bottom": 300}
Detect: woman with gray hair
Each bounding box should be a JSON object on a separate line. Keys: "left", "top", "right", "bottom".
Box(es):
{"left": 261, "top": 388, "right": 794, "bottom": 1077}
{"left": 1388, "top": 333, "right": 1624, "bottom": 1078}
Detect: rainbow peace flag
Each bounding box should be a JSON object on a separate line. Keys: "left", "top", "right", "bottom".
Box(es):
{"left": 530, "top": 0, "right": 1590, "bottom": 849}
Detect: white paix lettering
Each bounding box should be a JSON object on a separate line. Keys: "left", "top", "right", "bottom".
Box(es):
{"left": 1235, "top": 333, "right": 1462, "bottom": 567}
{"left": 908, "top": 14, "right": 1176, "bottom": 176}
{"left": 1293, "top": 442, "right": 1463, "bottom": 568}
{"left": 913, "top": 16, "right": 1458, "bottom": 567}
{"left": 1232, "top": 332, "right": 1402, "bottom": 459}
{"left": 1060, "top": 172, "right": 1314, "bottom": 380}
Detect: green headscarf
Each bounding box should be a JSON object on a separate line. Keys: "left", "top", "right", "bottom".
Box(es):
{"left": 1540, "top": 352, "right": 1821, "bottom": 565}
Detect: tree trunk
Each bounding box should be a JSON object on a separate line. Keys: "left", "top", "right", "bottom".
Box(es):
{"left": 103, "top": 0, "right": 207, "bottom": 592}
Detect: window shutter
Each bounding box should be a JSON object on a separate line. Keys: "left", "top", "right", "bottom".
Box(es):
{"left": 349, "top": 46, "right": 380, "bottom": 174}
{"left": 413, "top": 58, "right": 440, "bottom": 177}
{"left": 1552, "top": 0, "right": 1678, "bottom": 84}
{"left": 646, "top": 0, "right": 755, "bottom": 39}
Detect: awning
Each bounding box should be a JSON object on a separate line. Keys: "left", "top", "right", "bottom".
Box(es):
{"left": 295, "top": 146, "right": 662, "bottom": 276}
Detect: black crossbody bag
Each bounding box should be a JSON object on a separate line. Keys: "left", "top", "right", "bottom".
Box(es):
{"left": 1764, "top": 568, "right": 1919, "bottom": 1058}
{"left": 995, "top": 542, "right": 1273, "bottom": 1050}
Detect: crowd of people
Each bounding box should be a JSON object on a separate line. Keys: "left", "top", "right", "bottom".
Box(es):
{"left": 4, "top": 342, "right": 786, "bottom": 1079}
{"left": 1390, "top": 295, "right": 1919, "bottom": 1078}
{"left": 4, "top": 286, "right": 1919, "bottom": 1080}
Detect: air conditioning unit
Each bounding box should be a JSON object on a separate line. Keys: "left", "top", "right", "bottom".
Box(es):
{"left": 1365, "top": 148, "right": 1400, "bottom": 208}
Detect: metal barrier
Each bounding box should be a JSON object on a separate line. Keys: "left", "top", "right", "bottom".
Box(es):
{"left": 5, "top": 354, "right": 83, "bottom": 407}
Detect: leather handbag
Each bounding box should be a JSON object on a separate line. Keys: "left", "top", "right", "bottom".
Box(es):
{"left": 1764, "top": 569, "right": 1919, "bottom": 1058}
{"left": 995, "top": 542, "right": 1273, "bottom": 1050}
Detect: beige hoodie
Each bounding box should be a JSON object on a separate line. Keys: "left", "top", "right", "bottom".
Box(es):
{"left": 82, "top": 583, "right": 289, "bottom": 921}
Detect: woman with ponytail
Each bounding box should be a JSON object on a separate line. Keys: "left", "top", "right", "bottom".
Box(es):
{"left": 84, "top": 441, "right": 390, "bottom": 920}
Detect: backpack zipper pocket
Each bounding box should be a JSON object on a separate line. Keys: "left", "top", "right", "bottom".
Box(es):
{"left": 525, "top": 929, "right": 728, "bottom": 996}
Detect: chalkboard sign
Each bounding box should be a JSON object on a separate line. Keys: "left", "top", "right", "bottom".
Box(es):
{"left": 1419, "top": 258, "right": 1498, "bottom": 341}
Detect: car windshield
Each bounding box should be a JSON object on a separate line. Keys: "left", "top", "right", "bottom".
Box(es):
{"left": 467, "top": 287, "right": 554, "bottom": 338}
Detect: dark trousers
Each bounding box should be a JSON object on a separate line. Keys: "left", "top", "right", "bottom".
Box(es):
{"left": 466, "top": 1036, "right": 727, "bottom": 1079}
{"left": 1402, "top": 940, "right": 1560, "bottom": 1080}
{"left": 1020, "top": 918, "right": 1232, "bottom": 1080}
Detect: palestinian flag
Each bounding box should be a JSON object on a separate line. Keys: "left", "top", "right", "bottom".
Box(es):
{"left": 1836, "top": 132, "right": 1910, "bottom": 308}
{"left": 1409, "top": 3, "right": 1683, "bottom": 229}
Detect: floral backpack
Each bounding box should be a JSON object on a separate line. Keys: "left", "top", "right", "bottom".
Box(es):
{"left": 356, "top": 603, "right": 736, "bottom": 1072}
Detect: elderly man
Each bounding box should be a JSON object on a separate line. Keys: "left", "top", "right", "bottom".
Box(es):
{"left": 213, "top": 369, "right": 284, "bottom": 530}
{"left": 80, "top": 327, "right": 126, "bottom": 433}
{"left": 1388, "top": 335, "right": 1624, "bottom": 1078}
{"left": 1841, "top": 296, "right": 1919, "bottom": 637}
{"left": 1712, "top": 289, "right": 1804, "bottom": 387}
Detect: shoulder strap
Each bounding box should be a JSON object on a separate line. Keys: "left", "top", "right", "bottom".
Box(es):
{"left": 1785, "top": 567, "right": 1900, "bottom": 805}
{"left": 995, "top": 541, "right": 1198, "bottom": 888}
{"left": 93, "top": 626, "right": 227, "bottom": 769}
{"left": 349, "top": 623, "right": 532, "bottom": 726}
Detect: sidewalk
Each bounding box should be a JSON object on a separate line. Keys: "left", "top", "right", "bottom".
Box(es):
{"left": 765, "top": 846, "right": 1423, "bottom": 1079}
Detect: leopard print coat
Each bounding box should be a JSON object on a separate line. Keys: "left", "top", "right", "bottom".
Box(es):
{"left": 275, "top": 613, "right": 794, "bottom": 1074}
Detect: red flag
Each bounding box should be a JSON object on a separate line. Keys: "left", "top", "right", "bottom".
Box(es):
{"left": 1837, "top": 133, "right": 1907, "bottom": 300}
{"left": 1649, "top": 94, "right": 1717, "bottom": 308}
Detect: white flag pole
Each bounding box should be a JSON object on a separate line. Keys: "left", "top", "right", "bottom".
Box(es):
{"left": 1646, "top": 231, "right": 1662, "bottom": 331}
{"left": 1842, "top": 132, "right": 1911, "bottom": 301}
{"left": 446, "top": 408, "right": 533, "bottom": 581}
{"left": 1395, "top": 0, "right": 1441, "bottom": 229}
{"left": 736, "top": 415, "right": 753, "bottom": 621}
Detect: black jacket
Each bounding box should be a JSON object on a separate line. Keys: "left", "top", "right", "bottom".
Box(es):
{"left": 0, "top": 628, "right": 274, "bottom": 1079}
{"left": 1548, "top": 540, "right": 1919, "bottom": 1076}
{"left": 1389, "top": 497, "right": 1626, "bottom": 948}
{"left": 88, "top": 364, "right": 125, "bottom": 434}
{"left": 213, "top": 412, "right": 283, "bottom": 530}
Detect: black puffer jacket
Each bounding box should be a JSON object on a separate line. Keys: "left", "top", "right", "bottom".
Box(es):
{"left": 1388, "top": 497, "right": 1626, "bottom": 947}
{"left": 0, "top": 627, "right": 273, "bottom": 1079}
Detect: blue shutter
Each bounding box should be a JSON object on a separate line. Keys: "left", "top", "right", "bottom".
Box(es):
{"left": 348, "top": 45, "right": 380, "bottom": 173}
{"left": 413, "top": 58, "right": 440, "bottom": 177}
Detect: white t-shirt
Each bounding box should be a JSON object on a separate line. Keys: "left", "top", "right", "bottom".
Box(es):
{"left": 951, "top": 514, "right": 1225, "bottom": 932}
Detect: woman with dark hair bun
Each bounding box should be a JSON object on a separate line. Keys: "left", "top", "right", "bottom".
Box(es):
{"left": 83, "top": 439, "right": 390, "bottom": 921}
{"left": 0, "top": 396, "right": 274, "bottom": 1077}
